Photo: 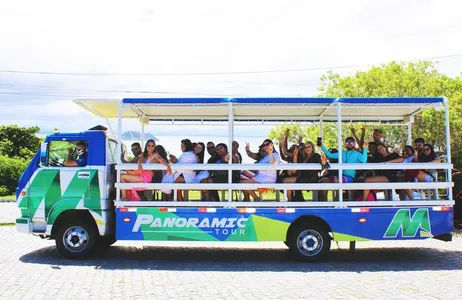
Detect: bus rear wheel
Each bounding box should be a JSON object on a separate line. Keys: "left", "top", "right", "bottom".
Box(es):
{"left": 55, "top": 219, "right": 98, "bottom": 259}
{"left": 288, "top": 222, "right": 331, "bottom": 261}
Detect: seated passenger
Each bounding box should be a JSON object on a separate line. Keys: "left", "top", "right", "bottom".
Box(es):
{"left": 161, "top": 139, "right": 197, "bottom": 200}
{"left": 414, "top": 137, "right": 425, "bottom": 154}
{"left": 64, "top": 141, "right": 88, "bottom": 167}
{"left": 121, "top": 142, "right": 143, "bottom": 163}
{"left": 194, "top": 142, "right": 211, "bottom": 184}
{"left": 396, "top": 145, "right": 415, "bottom": 200}
{"left": 121, "top": 140, "right": 172, "bottom": 201}
{"left": 362, "top": 143, "right": 403, "bottom": 201}
{"left": 206, "top": 141, "right": 218, "bottom": 162}
{"left": 321, "top": 137, "right": 368, "bottom": 183}
{"left": 201, "top": 143, "right": 240, "bottom": 201}
{"left": 232, "top": 141, "right": 242, "bottom": 163}
{"left": 401, "top": 144, "right": 440, "bottom": 200}
{"left": 404, "top": 143, "right": 439, "bottom": 183}
{"left": 283, "top": 141, "right": 328, "bottom": 201}
{"left": 241, "top": 139, "right": 280, "bottom": 202}
{"left": 279, "top": 129, "right": 304, "bottom": 162}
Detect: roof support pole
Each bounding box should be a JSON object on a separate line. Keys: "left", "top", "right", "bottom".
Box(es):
{"left": 116, "top": 100, "right": 123, "bottom": 202}
{"left": 407, "top": 122, "right": 412, "bottom": 146}
{"left": 444, "top": 97, "right": 453, "bottom": 201}
{"left": 228, "top": 101, "right": 234, "bottom": 202}
{"left": 337, "top": 100, "right": 343, "bottom": 202}
{"left": 141, "top": 122, "right": 145, "bottom": 147}
{"left": 319, "top": 118, "right": 323, "bottom": 137}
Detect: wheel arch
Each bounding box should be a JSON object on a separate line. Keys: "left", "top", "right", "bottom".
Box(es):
{"left": 286, "top": 215, "right": 332, "bottom": 241}
{"left": 51, "top": 210, "right": 99, "bottom": 239}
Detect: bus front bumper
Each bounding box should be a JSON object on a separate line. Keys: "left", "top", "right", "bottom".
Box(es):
{"left": 16, "top": 218, "right": 31, "bottom": 234}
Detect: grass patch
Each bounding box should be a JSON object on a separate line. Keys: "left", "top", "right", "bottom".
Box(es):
{"left": 0, "top": 194, "right": 15, "bottom": 200}
{"left": 0, "top": 223, "right": 15, "bottom": 226}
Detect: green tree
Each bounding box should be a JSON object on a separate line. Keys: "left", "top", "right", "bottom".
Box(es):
{"left": 0, "top": 155, "right": 28, "bottom": 196}
{"left": 0, "top": 125, "right": 41, "bottom": 196}
{"left": 268, "top": 61, "right": 462, "bottom": 167}
{"left": 319, "top": 61, "right": 462, "bottom": 167}
{"left": 0, "top": 125, "right": 41, "bottom": 160}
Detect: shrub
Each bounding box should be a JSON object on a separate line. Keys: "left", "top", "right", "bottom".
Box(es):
{"left": 0, "top": 155, "right": 28, "bottom": 195}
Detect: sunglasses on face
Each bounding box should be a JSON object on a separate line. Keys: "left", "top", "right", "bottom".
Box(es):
{"left": 262, "top": 143, "right": 270, "bottom": 147}
{"left": 345, "top": 141, "right": 355, "bottom": 145}
{"left": 423, "top": 148, "right": 431, "bottom": 152}
{"left": 216, "top": 146, "right": 224, "bottom": 151}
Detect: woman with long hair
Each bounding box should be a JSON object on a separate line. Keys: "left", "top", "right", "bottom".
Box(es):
{"left": 283, "top": 141, "right": 328, "bottom": 201}
{"left": 161, "top": 139, "right": 197, "bottom": 200}
{"left": 121, "top": 139, "right": 171, "bottom": 201}
{"left": 362, "top": 143, "right": 403, "bottom": 201}
{"left": 194, "top": 142, "right": 210, "bottom": 186}
{"left": 240, "top": 139, "right": 280, "bottom": 202}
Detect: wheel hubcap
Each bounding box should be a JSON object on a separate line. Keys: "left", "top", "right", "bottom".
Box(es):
{"left": 63, "top": 226, "right": 89, "bottom": 253}
{"left": 297, "top": 229, "right": 323, "bottom": 256}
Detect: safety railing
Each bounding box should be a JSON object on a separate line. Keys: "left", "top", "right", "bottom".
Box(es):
{"left": 114, "top": 162, "right": 453, "bottom": 207}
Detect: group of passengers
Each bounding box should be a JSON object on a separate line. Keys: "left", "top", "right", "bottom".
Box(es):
{"left": 119, "top": 126, "right": 441, "bottom": 202}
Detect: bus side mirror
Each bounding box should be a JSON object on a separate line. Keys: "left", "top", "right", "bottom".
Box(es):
{"left": 40, "top": 142, "right": 48, "bottom": 166}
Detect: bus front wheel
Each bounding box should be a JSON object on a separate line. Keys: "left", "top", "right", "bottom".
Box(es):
{"left": 288, "top": 222, "right": 331, "bottom": 262}
{"left": 55, "top": 218, "right": 98, "bottom": 259}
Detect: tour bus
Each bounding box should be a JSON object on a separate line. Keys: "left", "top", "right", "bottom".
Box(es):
{"left": 15, "top": 97, "right": 454, "bottom": 261}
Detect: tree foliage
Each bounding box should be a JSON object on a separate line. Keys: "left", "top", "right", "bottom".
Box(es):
{"left": 268, "top": 61, "right": 462, "bottom": 168}
{"left": 0, "top": 125, "right": 41, "bottom": 160}
{"left": 0, "top": 125, "right": 40, "bottom": 196}
{"left": 0, "top": 155, "right": 28, "bottom": 196}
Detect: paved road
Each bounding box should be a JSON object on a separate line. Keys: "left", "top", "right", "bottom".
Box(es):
{"left": 0, "top": 202, "right": 18, "bottom": 224}
{"left": 2, "top": 203, "right": 461, "bottom": 299}
{"left": 0, "top": 225, "right": 461, "bottom": 299}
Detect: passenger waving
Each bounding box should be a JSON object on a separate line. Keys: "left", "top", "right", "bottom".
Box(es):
{"left": 321, "top": 137, "right": 368, "bottom": 183}
{"left": 241, "top": 139, "right": 280, "bottom": 201}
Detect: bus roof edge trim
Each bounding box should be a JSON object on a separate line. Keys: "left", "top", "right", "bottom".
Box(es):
{"left": 121, "top": 97, "right": 444, "bottom": 105}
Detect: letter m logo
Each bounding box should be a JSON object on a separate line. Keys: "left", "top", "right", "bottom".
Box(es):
{"left": 384, "top": 208, "right": 431, "bottom": 238}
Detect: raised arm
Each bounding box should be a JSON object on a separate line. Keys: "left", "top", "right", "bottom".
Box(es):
{"left": 153, "top": 153, "right": 172, "bottom": 175}
{"left": 279, "top": 129, "right": 290, "bottom": 157}
{"left": 279, "top": 144, "right": 291, "bottom": 162}
{"left": 359, "top": 124, "right": 366, "bottom": 148}
{"left": 321, "top": 145, "right": 338, "bottom": 160}
{"left": 137, "top": 155, "right": 144, "bottom": 172}
{"left": 245, "top": 142, "right": 259, "bottom": 160}
{"left": 268, "top": 144, "right": 276, "bottom": 165}
{"left": 350, "top": 125, "right": 362, "bottom": 151}
{"left": 288, "top": 147, "right": 299, "bottom": 176}
{"left": 359, "top": 141, "right": 368, "bottom": 163}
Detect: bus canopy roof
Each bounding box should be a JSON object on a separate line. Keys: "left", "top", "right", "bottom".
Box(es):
{"left": 73, "top": 97, "right": 445, "bottom": 122}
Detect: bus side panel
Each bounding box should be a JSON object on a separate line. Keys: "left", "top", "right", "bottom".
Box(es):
{"left": 116, "top": 207, "right": 453, "bottom": 242}
{"left": 327, "top": 207, "right": 453, "bottom": 241}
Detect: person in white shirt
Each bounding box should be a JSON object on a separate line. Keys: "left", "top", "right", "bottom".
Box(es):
{"left": 240, "top": 139, "right": 280, "bottom": 201}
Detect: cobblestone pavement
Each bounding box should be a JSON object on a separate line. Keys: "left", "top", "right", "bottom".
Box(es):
{"left": 0, "top": 202, "right": 18, "bottom": 224}
{"left": 0, "top": 224, "right": 461, "bottom": 300}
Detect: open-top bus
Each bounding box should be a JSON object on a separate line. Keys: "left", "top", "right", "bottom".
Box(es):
{"left": 15, "top": 97, "right": 453, "bottom": 261}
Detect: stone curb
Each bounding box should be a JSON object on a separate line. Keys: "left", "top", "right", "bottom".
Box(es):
{"left": 0, "top": 199, "right": 15, "bottom": 203}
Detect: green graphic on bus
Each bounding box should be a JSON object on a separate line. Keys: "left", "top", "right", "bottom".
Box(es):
{"left": 384, "top": 208, "right": 431, "bottom": 238}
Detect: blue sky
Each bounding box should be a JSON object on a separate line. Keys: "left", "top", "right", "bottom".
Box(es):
{"left": 0, "top": 0, "right": 461, "bottom": 137}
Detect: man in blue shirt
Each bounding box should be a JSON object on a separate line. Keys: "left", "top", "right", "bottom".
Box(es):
{"left": 65, "top": 141, "right": 88, "bottom": 167}
{"left": 321, "top": 137, "right": 368, "bottom": 183}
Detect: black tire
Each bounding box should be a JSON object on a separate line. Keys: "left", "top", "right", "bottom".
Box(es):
{"left": 99, "top": 235, "right": 117, "bottom": 248}
{"left": 287, "top": 222, "right": 331, "bottom": 262}
{"left": 55, "top": 218, "right": 98, "bottom": 259}
{"left": 283, "top": 241, "right": 289, "bottom": 248}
